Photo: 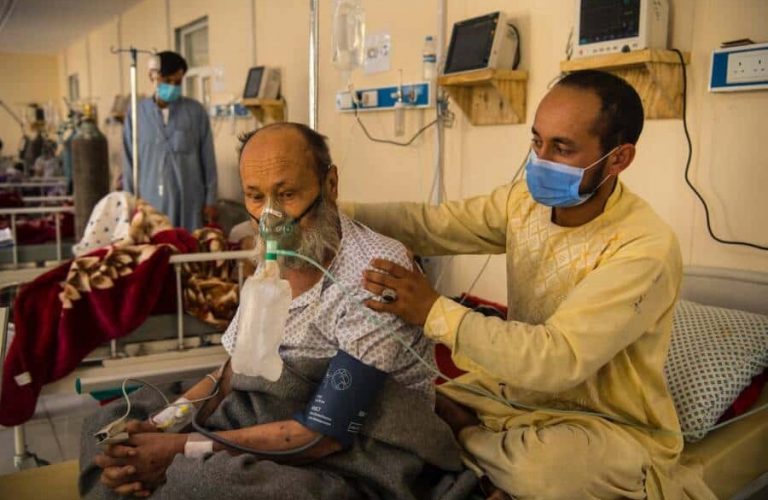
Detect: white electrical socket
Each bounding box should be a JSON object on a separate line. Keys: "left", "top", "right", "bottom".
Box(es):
{"left": 361, "top": 90, "right": 378, "bottom": 107}
{"left": 727, "top": 48, "right": 768, "bottom": 84}
{"left": 336, "top": 92, "right": 353, "bottom": 109}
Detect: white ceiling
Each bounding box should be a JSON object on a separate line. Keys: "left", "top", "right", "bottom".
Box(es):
{"left": 0, "top": 0, "right": 142, "bottom": 54}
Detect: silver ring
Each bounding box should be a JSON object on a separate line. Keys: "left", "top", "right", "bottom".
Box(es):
{"left": 381, "top": 288, "right": 397, "bottom": 303}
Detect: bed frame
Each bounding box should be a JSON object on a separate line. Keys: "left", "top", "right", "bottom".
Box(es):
{"left": 0, "top": 247, "right": 254, "bottom": 470}
{"left": 678, "top": 266, "right": 768, "bottom": 499}
{"left": 0, "top": 204, "right": 74, "bottom": 269}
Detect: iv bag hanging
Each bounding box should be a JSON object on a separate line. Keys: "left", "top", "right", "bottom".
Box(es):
{"left": 332, "top": 0, "right": 366, "bottom": 73}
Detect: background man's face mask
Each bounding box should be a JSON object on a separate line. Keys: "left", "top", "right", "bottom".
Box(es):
{"left": 525, "top": 147, "right": 618, "bottom": 208}
{"left": 156, "top": 82, "right": 181, "bottom": 102}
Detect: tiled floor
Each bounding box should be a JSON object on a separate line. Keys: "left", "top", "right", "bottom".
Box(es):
{"left": 0, "top": 393, "right": 99, "bottom": 476}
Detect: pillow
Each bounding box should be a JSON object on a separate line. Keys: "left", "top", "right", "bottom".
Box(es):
{"left": 664, "top": 300, "right": 768, "bottom": 442}
{"left": 718, "top": 369, "right": 767, "bottom": 423}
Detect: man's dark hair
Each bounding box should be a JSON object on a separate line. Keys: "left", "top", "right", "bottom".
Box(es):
{"left": 238, "top": 122, "right": 333, "bottom": 181}
{"left": 557, "top": 70, "right": 644, "bottom": 153}
{"left": 157, "top": 51, "right": 188, "bottom": 76}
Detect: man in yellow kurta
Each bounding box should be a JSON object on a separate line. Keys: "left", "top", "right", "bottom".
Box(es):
{"left": 346, "top": 71, "right": 715, "bottom": 499}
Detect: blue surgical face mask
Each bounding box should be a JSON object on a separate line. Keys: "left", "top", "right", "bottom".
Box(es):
{"left": 525, "top": 147, "right": 618, "bottom": 208}
{"left": 156, "top": 82, "right": 181, "bottom": 103}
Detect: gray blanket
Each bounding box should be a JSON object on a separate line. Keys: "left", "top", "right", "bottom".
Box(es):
{"left": 79, "top": 357, "right": 477, "bottom": 499}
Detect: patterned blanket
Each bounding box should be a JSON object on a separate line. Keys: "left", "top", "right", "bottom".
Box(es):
{"left": 0, "top": 198, "right": 242, "bottom": 426}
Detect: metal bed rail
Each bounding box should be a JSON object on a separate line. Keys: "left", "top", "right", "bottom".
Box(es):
{"left": 0, "top": 205, "right": 75, "bottom": 266}
{"left": 167, "top": 248, "right": 255, "bottom": 352}
{"left": 0, "top": 179, "right": 68, "bottom": 196}
{"left": 21, "top": 195, "right": 73, "bottom": 204}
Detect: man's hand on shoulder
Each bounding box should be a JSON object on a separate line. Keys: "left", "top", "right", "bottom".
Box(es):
{"left": 362, "top": 258, "right": 440, "bottom": 326}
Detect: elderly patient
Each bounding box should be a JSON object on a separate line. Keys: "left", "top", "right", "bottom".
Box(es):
{"left": 79, "top": 123, "right": 472, "bottom": 499}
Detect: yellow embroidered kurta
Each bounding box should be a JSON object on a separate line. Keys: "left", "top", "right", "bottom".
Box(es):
{"left": 348, "top": 181, "right": 714, "bottom": 499}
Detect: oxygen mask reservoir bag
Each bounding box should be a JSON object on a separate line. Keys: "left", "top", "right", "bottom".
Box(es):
{"left": 231, "top": 251, "right": 291, "bottom": 380}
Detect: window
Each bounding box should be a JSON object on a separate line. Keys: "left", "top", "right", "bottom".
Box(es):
{"left": 175, "top": 17, "right": 212, "bottom": 108}
{"left": 68, "top": 74, "right": 80, "bottom": 102}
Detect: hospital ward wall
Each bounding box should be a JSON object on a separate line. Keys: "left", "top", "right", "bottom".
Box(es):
{"left": 0, "top": 52, "right": 59, "bottom": 158}
{"left": 58, "top": 0, "right": 768, "bottom": 305}
{"left": 317, "top": 0, "right": 768, "bottom": 303}
{"left": 55, "top": 0, "right": 261, "bottom": 203}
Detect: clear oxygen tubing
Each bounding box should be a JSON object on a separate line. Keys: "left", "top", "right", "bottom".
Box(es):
{"left": 264, "top": 248, "right": 768, "bottom": 440}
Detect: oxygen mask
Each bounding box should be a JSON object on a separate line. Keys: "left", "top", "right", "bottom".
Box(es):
{"left": 252, "top": 197, "right": 303, "bottom": 252}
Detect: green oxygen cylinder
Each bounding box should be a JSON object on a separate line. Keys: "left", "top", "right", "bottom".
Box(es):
{"left": 71, "top": 104, "right": 110, "bottom": 239}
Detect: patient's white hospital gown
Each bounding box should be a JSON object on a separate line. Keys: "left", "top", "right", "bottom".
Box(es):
{"left": 222, "top": 213, "right": 435, "bottom": 404}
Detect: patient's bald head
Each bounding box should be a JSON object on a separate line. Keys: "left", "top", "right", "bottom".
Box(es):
{"left": 239, "top": 122, "right": 333, "bottom": 184}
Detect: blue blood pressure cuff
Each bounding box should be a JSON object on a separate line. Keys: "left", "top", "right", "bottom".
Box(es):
{"left": 294, "top": 350, "right": 388, "bottom": 448}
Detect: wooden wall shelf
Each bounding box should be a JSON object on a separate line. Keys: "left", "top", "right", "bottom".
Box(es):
{"left": 438, "top": 69, "right": 528, "bottom": 126}
{"left": 560, "top": 49, "right": 691, "bottom": 119}
{"left": 241, "top": 98, "right": 286, "bottom": 124}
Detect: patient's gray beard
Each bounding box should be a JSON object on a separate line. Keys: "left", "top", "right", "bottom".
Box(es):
{"left": 280, "top": 198, "right": 341, "bottom": 270}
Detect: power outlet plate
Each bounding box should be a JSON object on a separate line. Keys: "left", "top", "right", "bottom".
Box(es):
{"left": 727, "top": 49, "right": 768, "bottom": 84}
{"left": 336, "top": 82, "right": 432, "bottom": 112}
{"left": 710, "top": 42, "right": 768, "bottom": 92}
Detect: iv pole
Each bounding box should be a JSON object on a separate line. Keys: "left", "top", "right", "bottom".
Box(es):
{"left": 110, "top": 46, "right": 155, "bottom": 199}
{"left": 309, "top": 0, "right": 319, "bottom": 130}
{"left": 108, "top": 46, "right": 153, "bottom": 360}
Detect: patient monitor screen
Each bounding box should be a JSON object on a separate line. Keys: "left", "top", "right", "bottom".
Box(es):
{"left": 243, "top": 67, "right": 265, "bottom": 98}
{"left": 579, "top": 0, "right": 641, "bottom": 45}
{"left": 444, "top": 13, "right": 499, "bottom": 74}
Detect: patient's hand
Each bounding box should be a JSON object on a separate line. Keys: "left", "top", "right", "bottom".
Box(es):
{"left": 96, "top": 432, "right": 186, "bottom": 496}
{"left": 95, "top": 449, "right": 148, "bottom": 497}
{"left": 126, "top": 419, "right": 158, "bottom": 434}
{"left": 124, "top": 433, "right": 186, "bottom": 488}
{"left": 93, "top": 420, "right": 160, "bottom": 496}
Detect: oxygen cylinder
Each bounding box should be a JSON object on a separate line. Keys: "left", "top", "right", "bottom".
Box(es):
{"left": 72, "top": 105, "right": 109, "bottom": 239}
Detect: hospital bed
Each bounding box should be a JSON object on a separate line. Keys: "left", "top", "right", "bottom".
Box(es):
{"left": 436, "top": 266, "right": 768, "bottom": 499}
{"left": 0, "top": 200, "right": 251, "bottom": 469}
{"left": 0, "top": 205, "right": 74, "bottom": 268}
{"left": 0, "top": 179, "right": 68, "bottom": 197}
{"left": 0, "top": 246, "right": 251, "bottom": 472}
{"left": 675, "top": 266, "right": 768, "bottom": 500}
{"left": 0, "top": 180, "right": 74, "bottom": 273}
{"left": 1, "top": 265, "right": 766, "bottom": 500}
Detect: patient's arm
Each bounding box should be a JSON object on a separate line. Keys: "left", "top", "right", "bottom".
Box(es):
{"left": 210, "top": 420, "right": 343, "bottom": 463}
{"left": 142, "top": 361, "right": 232, "bottom": 432}
{"left": 180, "top": 362, "right": 232, "bottom": 421}
{"left": 96, "top": 420, "right": 341, "bottom": 496}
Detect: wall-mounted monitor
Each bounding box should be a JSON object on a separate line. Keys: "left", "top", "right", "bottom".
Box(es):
{"left": 243, "top": 66, "right": 281, "bottom": 100}
{"left": 574, "top": 0, "right": 668, "bottom": 58}
{"left": 443, "top": 11, "right": 519, "bottom": 75}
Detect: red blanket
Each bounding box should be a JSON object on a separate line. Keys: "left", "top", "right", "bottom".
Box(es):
{"left": 0, "top": 229, "right": 196, "bottom": 426}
